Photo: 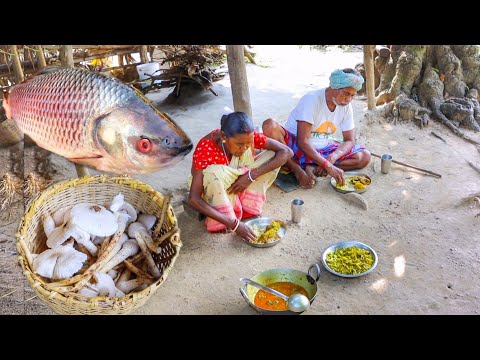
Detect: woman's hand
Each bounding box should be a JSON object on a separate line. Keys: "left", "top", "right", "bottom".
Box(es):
{"left": 227, "top": 174, "right": 252, "bottom": 194}
{"left": 235, "top": 222, "right": 257, "bottom": 242}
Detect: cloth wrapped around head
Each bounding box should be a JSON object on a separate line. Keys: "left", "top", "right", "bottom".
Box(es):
{"left": 329, "top": 69, "right": 364, "bottom": 91}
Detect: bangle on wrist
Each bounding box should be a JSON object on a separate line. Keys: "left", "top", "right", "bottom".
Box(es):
{"left": 247, "top": 170, "right": 256, "bottom": 182}
{"left": 230, "top": 218, "right": 240, "bottom": 232}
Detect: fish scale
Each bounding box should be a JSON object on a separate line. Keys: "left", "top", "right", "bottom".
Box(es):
{"left": 9, "top": 68, "right": 127, "bottom": 157}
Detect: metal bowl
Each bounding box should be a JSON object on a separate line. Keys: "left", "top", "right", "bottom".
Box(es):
{"left": 239, "top": 264, "right": 321, "bottom": 315}
{"left": 321, "top": 240, "right": 378, "bottom": 278}
{"left": 330, "top": 171, "right": 372, "bottom": 194}
{"left": 242, "top": 217, "right": 286, "bottom": 248}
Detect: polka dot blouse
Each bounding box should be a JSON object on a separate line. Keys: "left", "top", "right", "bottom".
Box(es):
{"left": 193, "top": 129, "right": 267, "bottom": 170}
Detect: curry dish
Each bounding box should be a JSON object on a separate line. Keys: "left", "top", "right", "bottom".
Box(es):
{"left": 250, "top": 220, "right": 282, "bottom": 244}
{"left": 335, "top": 175, "right": 371, "bottom": 191}
{"left": 253, "top": 281, "right": 309, "bottom": 311}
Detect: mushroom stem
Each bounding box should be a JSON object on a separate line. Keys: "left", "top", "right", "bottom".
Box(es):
{"left": 115, "top": 268, "right": 132, "bottom": 285}
{"left": 100, "top": 239, "right": 139, "bottom": 272}
{"left": 134, "top": 234, "right": 161, "bottom": 278}
{"left": 117, "top": 278, "right": 153, "bottom": 294}
{"left": 128, "top": 222, "right": 157, "bottom": 252}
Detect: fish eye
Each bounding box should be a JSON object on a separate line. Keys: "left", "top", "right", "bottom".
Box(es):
{"left": 137, "top": 138, "right": 152, "bottom": 153}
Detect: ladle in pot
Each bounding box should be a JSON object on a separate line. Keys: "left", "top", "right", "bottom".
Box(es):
{"left": 240, "top": 277, "right": 310, "bottom": 313}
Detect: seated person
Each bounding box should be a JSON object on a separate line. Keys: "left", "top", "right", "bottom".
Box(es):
{"left": 262, "top": 68, "right": 371, "bottom": 189}
{"left": 188, "top": 111, "right": 293, "bottom": 242}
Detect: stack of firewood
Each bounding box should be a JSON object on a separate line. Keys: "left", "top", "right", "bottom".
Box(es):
{"left": 142, "top": 45, "right": 227, "bottom": 96}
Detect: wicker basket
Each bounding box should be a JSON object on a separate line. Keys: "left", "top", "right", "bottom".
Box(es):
{"left": 16, "top": 175, "right": 181, "bottom": 315}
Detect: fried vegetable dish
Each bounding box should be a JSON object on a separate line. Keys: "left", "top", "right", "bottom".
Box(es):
{"left": 326, "top": 246, "right": 374, "bottom": 275}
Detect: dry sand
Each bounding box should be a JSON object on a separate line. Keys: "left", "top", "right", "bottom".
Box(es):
{"left": 1, "top": 46, "right": 479, "bottom": 315}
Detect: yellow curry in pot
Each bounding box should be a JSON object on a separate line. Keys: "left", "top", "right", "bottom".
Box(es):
{"left": 253, "top": 282, "right": 309, "bottom": 311}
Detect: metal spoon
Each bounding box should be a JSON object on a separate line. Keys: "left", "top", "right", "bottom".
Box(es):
{"left": 240, "top": 277, "right": 310, "bottom": 313}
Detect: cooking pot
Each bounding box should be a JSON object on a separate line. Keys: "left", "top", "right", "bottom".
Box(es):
{"left": 239, "top": 264, "right": 321, "bottom": 315}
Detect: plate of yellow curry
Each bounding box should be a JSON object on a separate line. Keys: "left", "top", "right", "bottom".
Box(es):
{"left": 330, "top": 171, "right": 372, "bottom": 194}
{"left": 322, "top": 240, "right": 378, "bottom": 278}
{"left": 243, "top": 217, "right": 286, "bottom": 247}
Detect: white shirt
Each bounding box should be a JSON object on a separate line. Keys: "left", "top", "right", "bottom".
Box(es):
{"left": 284, "top": 88, "right": 354, "bottom": 150}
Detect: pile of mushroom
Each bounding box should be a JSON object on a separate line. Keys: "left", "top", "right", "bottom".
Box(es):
{"left": 29, "top": 192, "right": 177, "bottom": 299}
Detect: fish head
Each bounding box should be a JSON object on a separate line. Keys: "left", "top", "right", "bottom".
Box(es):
{"left": 93, "top": 100, "right": 192, "bottom": 174}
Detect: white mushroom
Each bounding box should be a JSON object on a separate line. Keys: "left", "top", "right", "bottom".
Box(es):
{"left": 109, "top": 193, "right": 137, "bottom": 224}
{"left": 128, "top": 222, "right": 157, "bottom": 253}
{"left": 69, "top": 203, "right": 118, "bottom": 237}
{"left": 32, "top": 243, "right": 87, "bottom": 280}
{"left": 52, "top": 206, "right": 72, "bottom": 227}
{"left": 101, "top": 239, "right": 139, "bottom": 272}
{"left": 92, "top": 236, "right": 105, "bottom": 245}
{"left": 92, "top": 272, "right": 125, "bottom": 297}
{"left": 77, "top": 286, "right": 99, "bottom": 298}
{"left": 46, "top": 221, "right": 97, "bottom": 256}
{"left": 138, "top": 214, "right": 157, "bottom": 234}
{"left": 109, "top": 193, "right": 125, "bottom": 213}
{"left": 107, "top": 269, "right": 118, "bottom": 280}
{"left": 74, "top": 228, "right": 98, "bottom": 256}
{"left": 116, "top": 278, "right": 153, "bottom": 294}
{"left": 42, "top": 213, "right": 56, "bottom": 238}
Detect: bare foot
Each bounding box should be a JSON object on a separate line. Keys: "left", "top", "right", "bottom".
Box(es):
{"left": 295, "top": 168, "right": 315, "bottom": 188}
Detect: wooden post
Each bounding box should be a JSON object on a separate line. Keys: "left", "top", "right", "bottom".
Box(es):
{"left": 364, "top": 45, "right": 376, "bottom": 110}
{"left": 35, "top": 45, "right": 47, "bottom": 68}
{"left": 1, "top": 46, "right": 24, "bottom": 146}
{"left": 60, "top": 45, "right": 90, "bottom": 177}
{"left": 11, "top": 45, "right": 24, "bottom": 83}
{"left": 140, "top": 46, "right": 149, "bottom": 63}
{"left": 226, "top": 45, "right": 252, "bottom": 117}
{"left": 59, "top": 45, "right": 74, "bottom": 67}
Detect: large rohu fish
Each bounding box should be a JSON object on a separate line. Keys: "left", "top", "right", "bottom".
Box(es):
{"left": 2, "top": 66, "right": 193, "bottom": 174}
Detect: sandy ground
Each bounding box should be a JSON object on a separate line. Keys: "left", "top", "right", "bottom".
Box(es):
{"left": 1, "top": 46, "right": 480, "bottom": 315}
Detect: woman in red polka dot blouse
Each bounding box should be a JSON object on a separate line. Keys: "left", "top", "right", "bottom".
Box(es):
{"left": 188, "top": 112, "right": 293, "bottom": 241}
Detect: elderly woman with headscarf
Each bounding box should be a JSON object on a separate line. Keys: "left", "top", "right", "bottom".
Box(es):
{"left": 261, "top": 68, "right": 371, "bottom": 188}
{"left": 188, "top": 111, "right": 292, "bottom": 242}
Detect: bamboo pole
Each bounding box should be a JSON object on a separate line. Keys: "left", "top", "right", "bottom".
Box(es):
{"left": 35, "top": 45, "right": 47, "bottom": 68}
{"left": 0, "top": 46, "right": 24, "bottom": 145}
{"left": 226, "top": 45, "right": 252, "bottom": 117}
{"left": 60, "top": 45, "right": 90, "bottom": 178}
{"left": 59, "top": 45, "right": 74, "bottom": 67}
{"left": 140, "top": 46, "right": 148, "bottom": 63}
{"left": 11, "top": 45, "right": 24, "bottom": 83}
{"left": 364, "top": 45, "right": 376, "bottom": 110}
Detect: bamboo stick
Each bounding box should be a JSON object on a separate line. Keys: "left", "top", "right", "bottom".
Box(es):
{"left": 371, "top": 152, "right": 442, "bottom": 178}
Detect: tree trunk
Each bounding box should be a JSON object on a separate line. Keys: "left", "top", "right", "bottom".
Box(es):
{"left": 367, "top": 45, "right": 480, "bottom": 145}
{"left": 226, "top": 45, "right": 252, "bottom": 117}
